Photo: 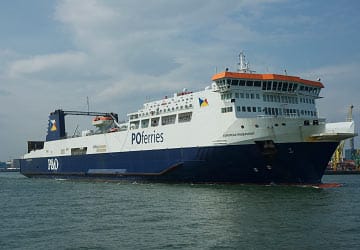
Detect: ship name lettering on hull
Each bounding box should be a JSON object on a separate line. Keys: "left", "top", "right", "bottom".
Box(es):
{"left": 48, "top": 158, "right": 59, "bottom": 170}
{"left": 131, "top": 131, "right": 164, "bottom": 145}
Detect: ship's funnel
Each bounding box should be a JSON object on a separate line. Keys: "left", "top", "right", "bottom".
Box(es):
{"left": 46, "top": 109, "right": 66, "bottom": 141}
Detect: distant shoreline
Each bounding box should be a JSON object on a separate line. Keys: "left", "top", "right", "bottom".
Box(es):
{"left": 325, "top": 170, "right": 360, "bottom": 175}
{"left": 0, "top": 168, "right": 20, "bottom": 172}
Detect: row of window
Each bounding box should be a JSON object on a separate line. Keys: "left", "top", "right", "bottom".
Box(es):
{"left": 221, "top": 105, "right": 317, "bottom": 117}
{"left": 263, "top": 94, "right": 299, "bottom": 104}
{"left": 236, "top": 106, "right": 262, "bottom": 113}
{"left": 221, "top": 92, "right": 316, "bottom": 106}
{"left": 216, "top": 79, "right": 262, "bottom": 87}
{"left": 262, "top": 81, "right": 298, "bottom": 93}
{"left": 299, "top": 98, "right": 315, "bottom": 104}
{"left": 131, "top": 104, "right": 193, "bottom": 120}
{"left": 262, "top": 81, "right": 320, "bottom": 95}
{"left": 264, "top": 107, "right": 297, "bottom": 116}
{"left": 262, "top": 81, "right": 319, "bottom": 95}
{"left": 221, "top": 107, "right": 233, "bottom": 113}
{"left": 217, "top": 79, "right": 318, "bottom": 95}
{"left": 218, "top": 79, "right": 318, "bottom": 94}
{"left": 299, "top": 85, "right": 320, "bottom": 94}
{"left": 130, "top": 112, "right": 193, "bottom": 129}
{"left": 263, "top": 107, "right": 317, "bottom": 117}
{"left": 216, "top": 78, "right": 321, "bottom": 95}
{"left": 221, "top": 92, "right": 261, "bottom": 100}
{"left": 146, "top": 96, "right": 194, "bottom": 109}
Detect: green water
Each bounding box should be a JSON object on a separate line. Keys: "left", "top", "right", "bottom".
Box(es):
{"left": 0, "top": 172, "right": 359, "bottom": 249}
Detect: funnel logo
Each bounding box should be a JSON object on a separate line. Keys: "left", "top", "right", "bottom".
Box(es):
{"left": 199, "top": 98, "right": 209, "bottom": 107}
{"left": 50, "top": 120, "right": 57, "bottom": 131}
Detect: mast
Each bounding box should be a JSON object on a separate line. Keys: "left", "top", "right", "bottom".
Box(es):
{"left": 237, "top": 51, "right": 255, "bottom": 73}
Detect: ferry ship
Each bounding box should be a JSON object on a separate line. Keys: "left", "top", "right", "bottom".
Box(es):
{"left": 17, "top": 53, "right": 356, "bottom": 183}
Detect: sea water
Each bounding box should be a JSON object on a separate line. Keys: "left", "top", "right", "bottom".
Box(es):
{"left": 0, "top": 172, "right": 359, "bottom": 250}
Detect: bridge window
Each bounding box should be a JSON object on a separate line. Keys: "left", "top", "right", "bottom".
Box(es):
{"left": 282, "top": 82, "right": 288, "bottom": 91}
{"left": 246, "top": 80, "right": 253, "bottom": 87}
{"left": 266, "top": 81, "right": 272, "bottom": 90}
{"left": 254, "top": 81, "right": 261, "bottom": 87}
{"left": 262, "top": 81, "right": 266, "bottom": 90}
{"left": 272, "top": 82, "right": 278, "bottom": 90}
{"left": 293, "top": 83, "right": 298, "bottom": 91}
{"left": 288, "top": 83, "right": 293, "bottom": 92}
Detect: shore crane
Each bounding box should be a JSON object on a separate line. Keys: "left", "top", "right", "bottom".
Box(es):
{"left": 331, "top": 105, "right": 354, "bottom": 170}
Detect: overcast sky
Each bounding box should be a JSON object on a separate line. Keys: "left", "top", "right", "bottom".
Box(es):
{"left": 1, "top": 0, "right": 360, "bottom": 161}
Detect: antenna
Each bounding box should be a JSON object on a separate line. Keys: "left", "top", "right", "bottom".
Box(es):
{"left": 73, "top": 124, "right": 79, "bottom": 137}
{"left": 86, "top": 96, "right": 90, "bottom": 113}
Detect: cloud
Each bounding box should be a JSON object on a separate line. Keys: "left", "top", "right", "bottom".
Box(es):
{"left": 7, "top": 51, "right": 88, "bottom": 78}
{"left": 1, "top": 0, "right": 360, "bottom": 160}
{"left": 50, "top": 1, "right": 252, "bottom": 98}
{"left": 301, "top": 63, "right": 360, "bottom": 83}
{"left": 298, "top": 62, "right": 360, "bottom": 123}
{"left": 0, "top": 89, "right": 11, "bottom": 96}
{"left": 55, "top": 0, "right": 117, "bottom": 26}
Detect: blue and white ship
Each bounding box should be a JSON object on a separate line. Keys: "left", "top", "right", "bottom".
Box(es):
{"left": 17, "top": 53, "right": 356, "bottom": 183}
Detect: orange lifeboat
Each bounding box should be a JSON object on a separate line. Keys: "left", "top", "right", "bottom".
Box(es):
{"left": 92, "top": 116, "right": 114, "bottom": 127}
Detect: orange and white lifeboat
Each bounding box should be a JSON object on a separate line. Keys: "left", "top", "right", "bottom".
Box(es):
{"left": 92, "top": 116, "right": 114, "bottom": 127}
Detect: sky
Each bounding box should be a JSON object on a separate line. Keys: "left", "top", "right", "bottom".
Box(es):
{"left": 0, "top": 0, "right": 360, "bottom": 161}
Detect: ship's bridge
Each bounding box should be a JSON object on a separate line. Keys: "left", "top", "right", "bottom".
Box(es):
{"left": 212, "top": 71, "right": 323, "bottom": 94}
{"left": 212, "top": 70, "right": 324, "bottom": 119}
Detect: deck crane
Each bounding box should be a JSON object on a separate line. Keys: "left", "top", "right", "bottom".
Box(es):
{"left": 348, "top": 106, "right": 355, "bottom": 160}
{"left": 331, "top": 105, "right": 354, "bottom": 170}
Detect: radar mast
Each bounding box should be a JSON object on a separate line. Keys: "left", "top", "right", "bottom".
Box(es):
{"left": 237, "top": 51, "right": 255, "bottom": 73}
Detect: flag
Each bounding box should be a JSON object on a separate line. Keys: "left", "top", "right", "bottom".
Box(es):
{"left": 199, "top": 98, "right": 209, "bottom": 107}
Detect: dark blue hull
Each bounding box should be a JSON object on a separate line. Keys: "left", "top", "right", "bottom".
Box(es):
{"left": 18, "top": 142, "right": 338, "bottom": 184}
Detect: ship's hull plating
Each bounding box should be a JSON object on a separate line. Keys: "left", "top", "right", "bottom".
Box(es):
{"left": 18, "top": 141, "right": 338, "bottom": 184}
